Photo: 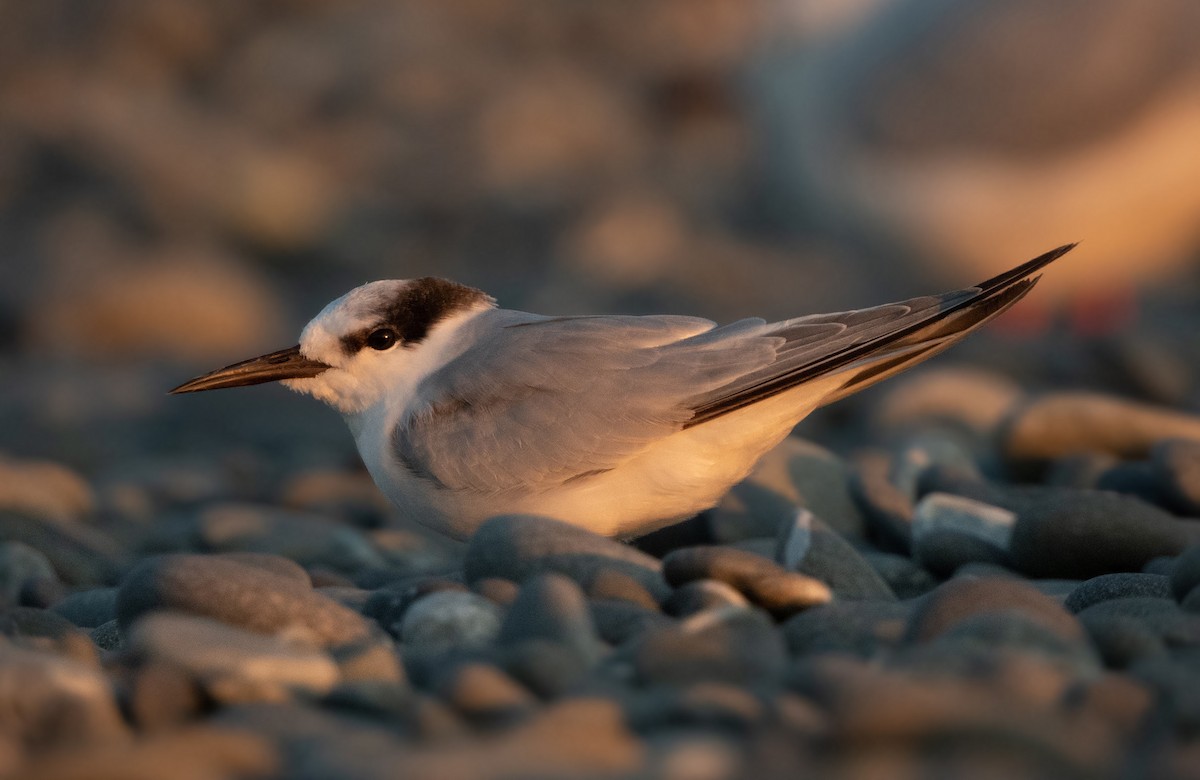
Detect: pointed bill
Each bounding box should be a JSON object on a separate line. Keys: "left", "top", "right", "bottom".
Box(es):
{"left": 169, "top": 345, "right": 330, "bottom": 394}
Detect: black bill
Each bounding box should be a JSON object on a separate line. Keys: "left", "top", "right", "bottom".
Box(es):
{"left": 170, "top": 345, "right": 330, "bottom": 394}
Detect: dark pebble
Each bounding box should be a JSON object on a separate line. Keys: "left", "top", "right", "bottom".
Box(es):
{"left": 364, "top": 576, "right": 469, "bottom": 636}
{"left": 585, "top": 568, "right": 660, "bottom": 610}
{"left": 906, "top": 576, "right": 1085, "bottom": 644}
{"left": 0, "top": 606, "right": 100, "bottom": 667}
{"left": 634, "top": 606, "right": 786, "bottom": 687}
{"left": 1095, "top": 461, "right": 1171, "bottom": 507}
{"left": 1169, "top": 544, "right": 1200, "bottom": 602}
{"left": 1080, "top": 613, "right": 1169, "bottom": 669}
{"left": 500, "top": 638, "right": 592, "bottom": 698}
{"left": 1152, "top": 439, "right": 1200, "bottom": 515}
{"left": 783, "top": 600, "right": 912, "bottom": 658}
{"left": 914, "top": 528, "right": 1012, "bottom": 578}
{"left": 0, "top": 510, "right": 125, "bottom": 586}
{"left": 497, "top": 574, "right": 601, "bottom": 667}
{"left": 919, "top": 612, "right": 1100, "bottom": 677}
{"left": 862, "top": 551, "right": 939, "bottom": 599}
{"left": 51, "top": 587, "right": 118, "bottom": 628}
{"left": 1064, "top": 573, "right": 1172, "bottom": 613}
{"left": 117, "top": 554, "right": 372, "bottom": 646}
{"left": 0, "top": 541, "right": 56, "bottom": 606}
{"left": 90, "top": 619, "right": 122, "bottom": 652}
{"left": 663, "top": 546, "right": 831, "bottom": 618}
{"left": 473, "top": 577, "right": 520, "bottom": 607}
{"left": 1077, "top": 597, "right": 1200, "bottom": 646}
{"left": 589, "top": 599, "right": 673, "bottom": 645}
{"left": 850, "top": 450, "right": 915, "bottom": 553}
{"left": 776, "top": 510, "right": 895, "bottom": 601}
{"left": 663, "top": 580, "right": 748, "bottom": 618}
{"left": 464, "top": 515, "right": 669, "bottom": 600}
{"left": 436, "top": 662, "right": 536, "bottom": 725}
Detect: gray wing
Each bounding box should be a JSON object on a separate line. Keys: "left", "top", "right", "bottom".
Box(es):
{"left": 396, "top": 245, "right": 1073, "bottom": 495}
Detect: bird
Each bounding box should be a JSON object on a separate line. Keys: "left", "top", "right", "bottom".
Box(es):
{"left": 171, "top": 244, "right": 1073, "bottom": 540}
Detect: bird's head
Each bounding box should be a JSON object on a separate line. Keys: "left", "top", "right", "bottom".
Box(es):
{"left": 170, "top": 277, "right": 494, "bottom": 414}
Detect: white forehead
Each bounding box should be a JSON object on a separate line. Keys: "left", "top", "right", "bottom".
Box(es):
{"left": 299, "top": 279, "right": 409, "bottom": 360}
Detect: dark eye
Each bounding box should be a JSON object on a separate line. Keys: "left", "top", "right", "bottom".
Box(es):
{"left": 365, "top": 329, "right": 398, "bottom": 350}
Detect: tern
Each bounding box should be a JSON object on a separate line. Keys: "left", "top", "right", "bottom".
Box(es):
{"left": 172, "top": 244, "right": 1073, "bottom": 539}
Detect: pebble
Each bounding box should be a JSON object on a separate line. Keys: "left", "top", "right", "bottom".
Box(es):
{"left": 871, "top": 367, "right": 1023, "bottom": 436}
{"left": 585, "top": 568, "right": 660, "bottom": 610}
{"left": 707, "top": 437, "right": 866, "bottom": 541}
{"left": 663, "top": 580, "right": 749, "bottom": 618}
{"left": 906, "top": 577, "right": 1085, "bottom": 645}
{"left": 913, "top": 528, "right": 1012, "bottom": 578}
{"left": 436, "top": 662, "right": 536, "bottom": 725}
{"left": 497, "top": 574, "right": 602, "bottom": 668}
{"left": 1079, "top": 613, "right": 1169, "bottom": 669}
{"left": 400, "top": 590, "right": 502, "bottom": 657}
{"left": 663, "top": 546, "right": 832, "bottom": 618}
{"left": 0, "top": 456, "right": 94, "bottom": 520}
{"left": 499, "top": 638, "right": 592, "bottom": 699}
{"left": 912, "top": 492, "right": 1016, "bottom": 551}
{"left": 0, "top": 541, "right": 57, "bottom": 606}
{"left": 0, "top": 607, "right": 100, "bottom": 668}
{"left": 128, "top": 611, "right": 341, "bottom": 703}
{"left": 1007, "top": 489, "right": 1196, "bottom": 579}
{"left": 1003, "top": 391, "right": 1200, "bottom": 461}
{"left": 849, "top": 450, "right": 915, "bottom": 553}
{"left": 196, "top": 502, "right": 385, "bottom": 573}
{"left": 90, "top": 620, "right": 123, "bottom": 652}
{"left": 861, "top": 551, "right": 939, "bottom": 600}
{"left": 1064, "top": 573, "right": 1173, "bottom": 613}
{"left": 117, "top": 554, "right": 372, "bottom": 647}
{"left": 589, "top": 599, "right": 673, "bottom": 645}
{"left": 775, "top": 509, "right": 895, "bottom": 600}
{"left": 1169, "top": 544, "right": 1200, "bottom": 602}
{"left": 464, "top": 514, "right": 670, "bottom": 600}
{"left": 126, "top": 661, "right": 205, "bottom": 730}
{"left": 783, "top": 600, "right": 912, "bottom": 658}
{"left": 331, "top": 638, "right": 407, "bottom": 684}
{"left": 634, "top": 606, "right": 787, "bottom": 687}
{"left": 1076, "top": 597, "right": 1200, "bottom": 647}
{"left": 51, "top": 587, "right": 118, "bottom": 628}
{"left": 364, "top": 576, "right": 469, "bottom": 637}
{"left": 0, "top": 509, "right": 126, "bottom": 587}
{"left": 473, "top": 577, "right": 521, "bottom": 607}
{"left": 0, "top": 643, "right": 127, "bottom": 749}
{"left": 1153, "top": 439, "right": 1200, "bottom": 515}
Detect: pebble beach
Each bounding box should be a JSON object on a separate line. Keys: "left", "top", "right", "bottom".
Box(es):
{"left": 4, "top": 2, "right": 1200, "bottom": 779}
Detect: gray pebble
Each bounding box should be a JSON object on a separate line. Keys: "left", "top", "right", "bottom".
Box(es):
{"left": 497, "top": 574, "right": 602, "bottom": 668}
{"left": 0, "top": 541, "right": 56, "bottom": 606}
{"left": 0, "top": 509, "right": 125, "bottom": 586}
{"left": 663, "top": 546, "right": 831, "bottom": 618}
{"left": 1095, "top": 461, "right": 1171, "bottom": 508}
{"left": 923, "top": 612, "right": 1101, "bottom": 677}
{"left": 0, "top": 607, "right": 100, "bottom": 668}
{"left": 90, "top": 619, "right": 123, "bottom": 652}
{"left": 365, "top": 576, "right": 469, "bottom": 637}
{"left": 912, "top": 492, "right": 1015, "bottom": 550}
{"left": 783, "top": 600, "right": 913, "bottom": 658}
{"left": 1077, "top": 597, "right": 1200, "bottom": 646}
{"left": 436, "top": 662, "right": 536, "bottom": 725}
{"left": 128, "top": 611, "right": 340, "bottom": 703}
{"left": 862, "top": 551, "right": 938, "bottom": 599}
{"left": 51, "top": 587, "right": 118, "bottom": 628}
{"left": 1064, "top": 573, "right": 1172, "bottom": 613}
{"left": 1169, "top": 544, "right": 1200, "bottom": 602}
{"left": 1080, "top": 613, "right": 1169, "bottom": 669}
{"left": 913, "top": 528, "right": 1012, "bottom": 578}
{"left": 634, "top": 606, "right": 787, "bottom": 687}
{"left": 589, "top": 599, "right": 673, "bottom": 645}
{"left": 400, "top": 590, "right": 502, "bottom": 657}
{"left": 663, "top": 580, "right": 749, "bottom": 618}
{"left": 500, "top": 638, "right": 591, "bottom": 698}
{"left": 775, "top": 509, "right": 895, "bottom": 601}
{"left": 473, "top": 577, "right": 521, "bottom": 607}
{"left": 117, "top": 554, "right": 372, "bottom": 647}
{"left": 850, "top": 450, "right": 915, "bottom": 553}
{"left": 464, "top": 514, "right": 669, "bottom": 600}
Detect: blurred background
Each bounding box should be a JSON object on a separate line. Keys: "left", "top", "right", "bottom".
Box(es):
{"left": 3, "top": 0, "right": 1200, "bottom": 476}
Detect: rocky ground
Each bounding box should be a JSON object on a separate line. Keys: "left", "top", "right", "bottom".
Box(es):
{"left": 5, "top": 2, "right": 1200, "bottom": 779}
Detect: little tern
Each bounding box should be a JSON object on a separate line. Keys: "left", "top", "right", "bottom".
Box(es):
{"left": 172, "top": 244, "right": 1073, "bottom": 539}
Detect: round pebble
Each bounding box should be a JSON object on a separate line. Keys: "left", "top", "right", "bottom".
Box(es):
{"left": 497, "top": 573, "right": 602, "bottom": 668}
{"left": 0, "top": 541, "right": 57, "bottom": 606}
{"left": 634, "top": 606, "right": 787, "bottom": 687}
{"left": 117, "top": 554, "right": 372, "bottom": 647}
{"left": 663, "top": 546, "right": 831, "bottom": 618}
{"left": 1064, "top": 573, "right": 1172, "bottom": 613}
{"left": 400, "top": 590, "right": 502, "bottom": 657}
{"left": 775, "top": 509, "right": 895, "bottom": 601}
{"left": 51, "top": 587, "right": 118, "bottom": 629}
{"left": 1169, "top": 544, "right": 1200, "bottom": 602}
{"left": 663, "top": 580, "right": 749, "bottom": 618}
{"left": 1153, "top": 439, "right": 1200, "bottom": 515}
{"left": 906, "top": 577, "right": 1085, "bottom": 645}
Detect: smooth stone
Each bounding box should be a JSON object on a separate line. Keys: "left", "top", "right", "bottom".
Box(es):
{"left": 629, "top": 682, "right": 766, "bottom": 734}
{"left": 1076, "top": 597, "right": 1200, "bottom": 646}
{"left": 0, "top": 607, "right": 100, "bottom": 667}
{"left": 117, "top": 554, "right": 372, "bottom": 647}
{"left": 912, "top": 492, "right": 1016, "bottom": 550}
{"left": 0, "top": 643, "right": 126, "bottom": 749}
{"left": 473, "top": 577, "right": 521, "bottom": 607}
{"left": 90, "top": 619, "right": 123, "bottom": 652}
{"left": 129, "top": 612, "right": 340, "bottom": 703}
{"left": 1064, "top": 573, "right": 1172, "bottom": 613}
{"left": 196, "top": 502, "right": 385, "bottom": 573}
{"left": 922, "top": 612, "right": 1101, "bottom": 677}
{"left": 783, "top": 600, "right": 913, "bottom": 658}
{"left": 585, "top": 568, "right": 659, "bottom": 610}
{"left": 0, "top": 541, "right": 56, "bottom": 606}
{"left": 1095, "top": 462, "right": 1171, "bottom": 508}
{"left": 913, "top": 528, "right": 1012, "bottom": 578}
{"left": 889, "top": 430, "right": 984, "bottom": 501}
{"left": 590, "top": 599, "right": 673, "bottom": 645}
{"left": 906, "top": 576, "right": 1085, "bottom": 644}
{"left": 862, "top": 551, "right": 939, "bottom": 599}
{"left": 331, "top": 638, "right": 407, "bottom": 684}
{"left": 0, "top": 456, "right": 93, "bottom": 519}
{"left": 126, "top": 661, "right": 205, "bottom": 730}
{"left": 500, "top": 638, "right": 592, "bottom": 698}
{"left": 0, "top": 510, "right": 125, "bottom": 586}
{"left": 775, "top": 509, "right": 895, "bottom": 601}
{"left": 1003, "top": 391, "right": 1200, "bottom": 461}
{"left": 1153, "top": 439, "right": 1200, "bottom": 515}
{"left": 1044, "top": 452, "right": 1121, "bottom": 490}
{"left": 1128, "top": 658, "right": 1200, "bottom": 735}
{"left": 1008, "top": 490, "right": 1195, "bottom": 579}
{"left": 849, "top": 450, "right": 915, "bottom": 554}
{"left": 436, "top": 662, "right": 536, "bottom": 724}
{"left": 20, "top": 575, "right": 67, "bottom": 610}
{"left": 464, "top": 515, "right": 669, "bottom": 600}
{"left": 400, "top": 590, "right": 502, "bottom": 657}
{"left": 663, "top": 580, "right": 749, "bottom": 618}
{"left": 1079, "top": 613, "right": 1169, "bottom": 669}
{"left": 634, "top": 606, "right": 787, "bottom": 687}
{"left": 871, "top": 367, "right": 1022, "bottom": 436}
{"left": 51, "top": 587, "right": 118, "bottom": 628}
{"left": 497, "top": 574, "right": 602, "bottom": 667}
{"left": 663, "top": 546, "right": 831, "bottom": 618}
{"left": 1169, "top": 544, "right": 1200, "bottom": 602}
{"left": 364, "top": 576, "right": 469, "bottom": 637}
{"left": 707, "top": 437, "right": 866, "bottom": 541}
{"left": 213, "top": 552, "right": 311, "bottom": 585}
